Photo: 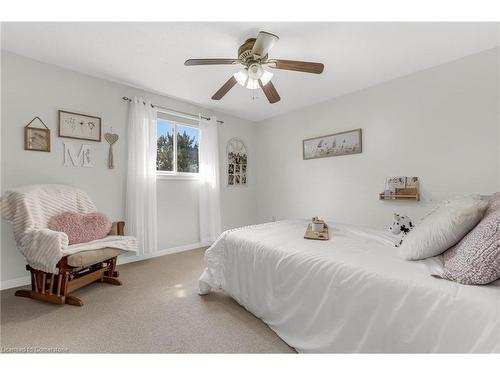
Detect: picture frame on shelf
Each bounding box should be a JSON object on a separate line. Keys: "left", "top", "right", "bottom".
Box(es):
{"left": 380, "top": 176, "right": 420, "bottom": 201}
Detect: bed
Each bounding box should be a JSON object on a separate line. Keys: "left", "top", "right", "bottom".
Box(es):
{"left": 199, "top": 220, "right": 500, "bottom": 353}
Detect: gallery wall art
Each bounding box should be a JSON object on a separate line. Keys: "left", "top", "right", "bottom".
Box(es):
{"left": 63, "top": 143, "right": 94, "bottom": 167}
{"left": 24, "top": 116, "right": 50, "bottom": 152}
{"left": 58, "top": 110, "right": 102, "bottom": 142}
{"left": 227, "top": 137, "right": 247, "bottom": 186}
{"left": 303, "top": 128, "right": 362, "bottom": 160}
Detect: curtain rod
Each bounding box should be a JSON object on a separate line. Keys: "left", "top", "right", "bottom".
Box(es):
{"left": 122, "top": 97, "right": 224, "bottom": 124}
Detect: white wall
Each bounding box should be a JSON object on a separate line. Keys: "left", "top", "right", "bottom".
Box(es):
{"left": 2, "top": 47, "right": 499, "bottom": 285}
{"left": 1, "top": 51, "right": 258, "bottom": 283}
{"left": 256, "top": 48, "right": 500, "bottom": 228}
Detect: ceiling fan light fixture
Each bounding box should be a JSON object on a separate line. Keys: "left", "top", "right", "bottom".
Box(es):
{"left": 234, "top": 68, "right": 273, "bottom": 90}
{"left": 260, "top": 70, "right": 274, "bottom": 86}
{"left": 233, "top": 68, "right": 249, "bottom": 87}
{"left": 247, "top": 63, "right": 263, "bottom": 80}
{"left": 185, "top": 30, "right": 324, "bottom": 103}
{"left": 245, "top": 79, "right": 260, "bottom": 90}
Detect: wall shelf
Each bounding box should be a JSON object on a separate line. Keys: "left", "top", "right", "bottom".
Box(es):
{"left": 379, "top": 192, "right": 420, "bottom": 201}
{"left": 380, "top": 177, "right": 420, "bottom": 202}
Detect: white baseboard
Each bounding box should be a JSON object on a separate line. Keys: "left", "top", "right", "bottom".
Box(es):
{"left": 1, "top": 276, "right": 31, "bottom": 290}
{"left": 0, "top": 242, "right": 206, "bottom": 291}
{"left": 117, "top": 242, "right": 205, "bottom": 265}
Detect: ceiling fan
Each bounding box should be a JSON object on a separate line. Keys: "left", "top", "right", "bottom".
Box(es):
{"left": 184, "top": 31, "right": 324, "bottom": 104}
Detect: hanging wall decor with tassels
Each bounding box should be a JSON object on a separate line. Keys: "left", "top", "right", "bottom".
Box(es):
{"left": 104, "top": 130, "right": 119, "bottom": 169}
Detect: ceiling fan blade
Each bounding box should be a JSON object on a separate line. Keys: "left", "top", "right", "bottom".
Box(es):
{"left": 185, "top": 58, "right": 239, "bottom": 66}
{"left": 251, "top": 31, "right": 279, "bottom": 57}
{"left": 269, "top": 59, "right": 324, "bottom": 74}
{"left": 211, "top": 76, "right": 238, "bottom": 100}
{"left": 258, "top": 79, "right": 281, "bottom": 104}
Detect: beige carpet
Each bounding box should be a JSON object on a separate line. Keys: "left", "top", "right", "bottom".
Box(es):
{"left": 0, "top": 248, "right": 294, "bottom": 353}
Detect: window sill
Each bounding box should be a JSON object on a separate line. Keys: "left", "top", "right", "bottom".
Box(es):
{"left": 156, "top": 173, "right": 200, "bottom": 181}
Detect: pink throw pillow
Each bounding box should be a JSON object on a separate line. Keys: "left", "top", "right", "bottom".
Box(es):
{"left": 48, "top": 212, "right": 112, "bottom": 245}
{"left": 441, "top": 196, "right": 500, "bottom": 285}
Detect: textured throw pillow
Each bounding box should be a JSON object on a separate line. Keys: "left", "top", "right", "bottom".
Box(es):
{"left": 485, "top": 192, "right": 500, "bottom": 216}
{"left": 441, "top": 195, "right": 500, "bottom": 285}
{"left": 48, "top": 211, "right": 112, "bottom": 245}
{"left": 397, "top": 197, "right": 488, "bottom": 260}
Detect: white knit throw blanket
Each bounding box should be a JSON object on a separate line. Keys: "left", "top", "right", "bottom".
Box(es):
{"left": 1, "top": 184, "right": 136, "bottom": 273}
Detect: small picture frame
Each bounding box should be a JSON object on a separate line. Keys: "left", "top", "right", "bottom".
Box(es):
{"left": 58, "top": 110, "right": 102, "bottom": 142}
{"left": 385, "top": 176, "right": 406, "bottom": 192}
{"left": 24, "top": 117, "right": 50, "bottom": 152}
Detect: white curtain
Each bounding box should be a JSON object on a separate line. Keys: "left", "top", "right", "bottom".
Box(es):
{"left": 198, "top": 116, "right": 222, "bottom": 245}
{"left": 125, "top": 97, "right": 158, "bottom": 255}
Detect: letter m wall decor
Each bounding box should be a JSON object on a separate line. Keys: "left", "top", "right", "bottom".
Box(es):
{"left": 63, "top": 142, "right": 94, "bottom": 167}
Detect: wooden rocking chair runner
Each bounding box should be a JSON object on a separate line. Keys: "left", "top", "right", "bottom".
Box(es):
{"left": 15, "top": 222, "right": 126, "bottom": 307}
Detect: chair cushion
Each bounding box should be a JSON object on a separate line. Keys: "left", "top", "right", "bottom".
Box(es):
{"left": 67, "top": 247, "right": 126, "bottom": 268}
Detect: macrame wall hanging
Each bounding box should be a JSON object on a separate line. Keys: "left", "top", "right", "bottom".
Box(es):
{"left": 104, "top": 129, "right": 119, "bottom": 169}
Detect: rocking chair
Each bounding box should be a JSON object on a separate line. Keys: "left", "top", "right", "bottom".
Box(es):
{"left": 1, "top": 185, "right": 137, "bottom": 306}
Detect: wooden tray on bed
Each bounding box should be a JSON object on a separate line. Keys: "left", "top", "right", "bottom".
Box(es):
{"left": 304, "top": 223, "right": 330, "bottom": 240}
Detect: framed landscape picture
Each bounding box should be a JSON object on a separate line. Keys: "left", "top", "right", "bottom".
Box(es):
{"left": 303, "top": 128, "right": 362, "bottom": 160}
{"left": 58, "top": 110, "right": 102, "bottom": 142}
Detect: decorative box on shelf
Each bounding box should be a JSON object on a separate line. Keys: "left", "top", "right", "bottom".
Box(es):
{"left": 380, "top": 176, "right": 420, "bottom": 201}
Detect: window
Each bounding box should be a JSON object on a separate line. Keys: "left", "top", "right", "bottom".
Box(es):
{"left": 156, "top": 112, "right": 199, "bottom": 178}
{"left": 176, "top": 124, "right": 199, "bottom": 173}
{"left": 156, "top": 119, "right": 174, "bottom": 172}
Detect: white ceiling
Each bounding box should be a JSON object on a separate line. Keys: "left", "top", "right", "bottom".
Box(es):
{"left": 2, "top": 22, "right": 499, "bottom": 122}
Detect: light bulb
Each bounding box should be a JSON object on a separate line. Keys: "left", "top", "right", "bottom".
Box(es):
{"left": 234, "top": 66, "right": 273, "bottom": 90}
{"left": 233, "top": 69, "right": 249, "bottom": 87}
{"left": 247, "top": 63, "right": 263, "bottom": 80}
{"left": 245, "top": 79, "right": 260, "bottom": 90}
{"left": 260, "top": 70, "right": 274, "bottom": 86}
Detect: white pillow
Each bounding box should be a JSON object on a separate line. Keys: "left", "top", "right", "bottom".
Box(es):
{"left": 397, "top": 197, "right": 488, "bottom": 260}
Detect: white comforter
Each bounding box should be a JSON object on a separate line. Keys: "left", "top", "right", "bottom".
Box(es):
{"left": 200, "top": 220, "right": 500, "bottom": 353}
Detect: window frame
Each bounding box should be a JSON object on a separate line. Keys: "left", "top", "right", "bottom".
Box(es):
{"left": 156, "top": 113, "right": 200, "bottom": 180}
